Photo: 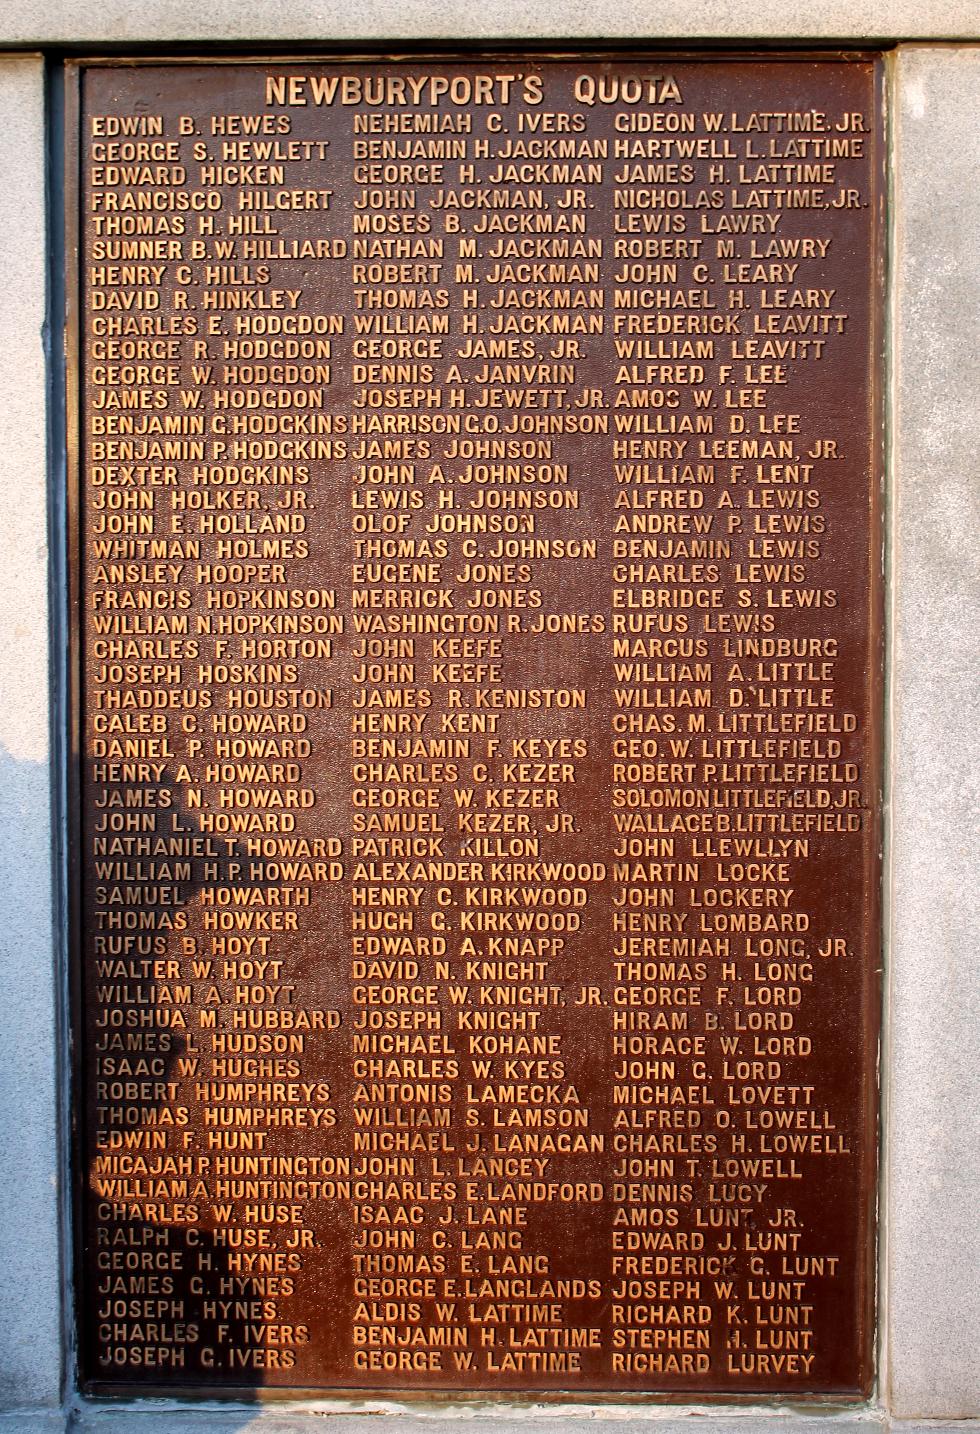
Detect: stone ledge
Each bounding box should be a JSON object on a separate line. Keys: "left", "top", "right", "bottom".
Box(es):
{"left": 71, "top": 1406, "right": 889, "bottom": 1433}
{"left": 58, "top": 1404, "right": 980, "bottom": 1434}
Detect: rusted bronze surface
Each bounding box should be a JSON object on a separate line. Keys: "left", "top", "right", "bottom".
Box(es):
{"left": 71, "top": 56, "right": 883, "bottom": 1397}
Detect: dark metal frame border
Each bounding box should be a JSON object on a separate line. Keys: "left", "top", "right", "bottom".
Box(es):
{"left": 60, "top": 47, "right": 887, "bottom": 1410}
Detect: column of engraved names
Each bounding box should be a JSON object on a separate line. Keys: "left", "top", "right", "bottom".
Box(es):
{"left": 84, "top": 102, "right": 202, "bottom": 1381}
{"left": 340, "top": 70, "right": 608, "bottom": 1381}
{"left": 605, "top": 82, "right": 720, "bottom": 1382}
{"left": 191, "top": 99, "right": 348, "bottom": 1382}
{"left": 444, "top": 83, "right": 607, "bottom": 1380}
{"left": 81, "top": 81, "right": 347, "bottom": 1384}
{"left": 344, "top": 94, "right": 461, "bottom": 1380}
{"left": 604, "top": 76, "right": 874, "bottom": 1387}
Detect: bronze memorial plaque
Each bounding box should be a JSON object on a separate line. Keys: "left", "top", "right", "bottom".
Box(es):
{"left": 69, "top": 55, "right": 883, "bottom": 1397}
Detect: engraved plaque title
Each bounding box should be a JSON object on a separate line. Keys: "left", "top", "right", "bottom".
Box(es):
{"left": 71, "top": 56, "right": 882, "bottom": 1396}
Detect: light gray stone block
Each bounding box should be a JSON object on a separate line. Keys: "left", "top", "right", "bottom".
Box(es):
{"left": 68, "top": 1408, "right": 890, "bottom": 1434}
{"left": 884, "top": 44, "right": 980, "bottom": 1421}
{"left": 0, "top": 55, "right": 63, "bottom": 1414}
{"left": 0, "top": 0, "right": 977, "bottom": 44}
